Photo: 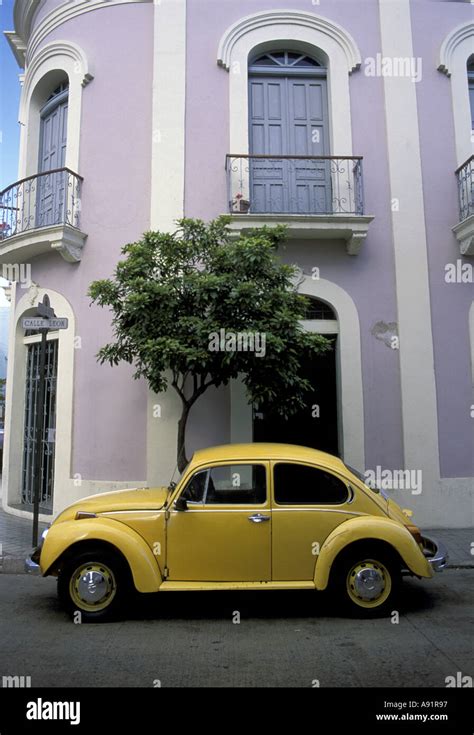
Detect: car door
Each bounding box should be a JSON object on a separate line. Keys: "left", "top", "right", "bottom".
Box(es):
{"left": 166, "top": 462, "right": 271, "bottom": 582}
{"left": 271, "top": 461, "right": 356, "bottom": 581}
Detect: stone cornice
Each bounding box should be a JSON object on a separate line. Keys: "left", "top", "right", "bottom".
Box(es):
{"left": 6, "top": 0, "right": 152, "bottom": 68}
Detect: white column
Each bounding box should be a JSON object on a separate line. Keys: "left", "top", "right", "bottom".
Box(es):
{"left": 379, "top": 0, "right": 440, "bottom": 504}
{"left": 150, "top": 0, "right": 186, "bottom": 231}
{"left": 148, "top": 0, "right": 187, "bottom": 485}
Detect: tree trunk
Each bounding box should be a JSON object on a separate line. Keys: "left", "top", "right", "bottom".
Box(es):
{"left": 177, "top": 402, "right": 191, "bottom": 473}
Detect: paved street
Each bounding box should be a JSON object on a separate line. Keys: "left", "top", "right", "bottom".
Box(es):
{"left": 0, "top": 569, "right": 472, "bottom": 688}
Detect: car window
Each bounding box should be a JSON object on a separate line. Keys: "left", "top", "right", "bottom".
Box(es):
{"left": 274, "top": 463, "right": 348, "bottom": 505}
{"left": 205, "top": 464, "right": 266, "bottom": 505}
{"left": 180, "top": 469, "right": 208, "bottom": 503}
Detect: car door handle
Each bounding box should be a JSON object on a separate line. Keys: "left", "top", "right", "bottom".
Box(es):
{"left": 248, "top": 513, "right": 270, "bottom": 523}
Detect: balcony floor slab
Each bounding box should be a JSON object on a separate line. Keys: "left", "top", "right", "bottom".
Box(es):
{"left": 226, "top": 213, "right": 374, "bottom": 254}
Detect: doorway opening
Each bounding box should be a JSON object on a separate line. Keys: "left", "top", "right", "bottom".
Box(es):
{"left": 253, "top": 297, "right": 339, "bottom": 455}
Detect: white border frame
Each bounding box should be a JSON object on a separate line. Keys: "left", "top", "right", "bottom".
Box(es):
{"left": 438, "top": 20, "right": 474, "bottom": 165}
{"left": 18, "top": 40, "right": 93, "bottom": 179}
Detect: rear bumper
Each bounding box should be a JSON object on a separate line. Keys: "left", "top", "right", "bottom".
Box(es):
{"left": 422, "top": 535, "right": 449, "bottom": 572}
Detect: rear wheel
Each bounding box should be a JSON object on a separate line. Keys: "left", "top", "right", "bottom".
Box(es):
{"left": 58, "top": 549, "right": 131, "bottom": 623}
{"left": 331, "top": 546, "right": 401, "bottom": 618}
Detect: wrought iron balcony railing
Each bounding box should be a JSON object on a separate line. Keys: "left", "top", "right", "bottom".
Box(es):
{"left": 0, "top": 168, "right": 83, "bottom": 242}
{"left": 226, "top": 154, "right": 364, "bottom": 216}
{"left": 455, "top": 155, "right": 473, "bottom": 222}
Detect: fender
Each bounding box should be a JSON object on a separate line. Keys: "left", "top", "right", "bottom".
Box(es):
{"left": 40, "top": 517, "right": 163, "bottom": 593}
{"left": 314, "top": 516, "right": 432, "bottom": 590}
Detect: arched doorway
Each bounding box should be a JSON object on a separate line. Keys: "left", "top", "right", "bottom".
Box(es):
{"left": 253, "top": 297, "right": 339, "bottom": 454}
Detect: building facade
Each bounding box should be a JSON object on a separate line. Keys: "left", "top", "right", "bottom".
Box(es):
{"left": 1, "top": 0, "right": 473, "bottom": 527}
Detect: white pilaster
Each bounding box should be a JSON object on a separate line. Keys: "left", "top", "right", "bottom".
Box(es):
{"left": 379, "top": 0, "right": 440, "bottom": 504}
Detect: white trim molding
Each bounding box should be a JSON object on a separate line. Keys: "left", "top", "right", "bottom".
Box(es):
{"left": 379, "top": 0, "right": 440, "bottom": 498}
{"left": 2, "top": 286, "right": 75, "bottom": 519}
{"left": 438, "top": 20, "right": 474, "bottom": 77}
{"left": 18, "top": 40, "right": 92, "bottom": 180}
{"left": 438, "top": 21, "right": 474, "bottom": 165}
{"left": 4, "top": 0, "right": 41, "bottom": 66}
{"left": 229, "top": 276, "right": 365, "bottom": 473}
{"left": 217, "top": 10, "right": 361, "bottom": 74}
{"left": 150, "top": 0, "right": 186, "bottom": 232}
{"left": 217, "top": 9, "right": 361, "bottom": 158}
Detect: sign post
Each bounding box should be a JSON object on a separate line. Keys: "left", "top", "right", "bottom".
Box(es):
{"left": 22, "top": 295, "right": 68, "bottom": 547}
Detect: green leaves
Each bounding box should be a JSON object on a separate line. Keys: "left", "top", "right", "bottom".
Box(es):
{"left": 89, "top": 218, "right": 333, "bottom": 464}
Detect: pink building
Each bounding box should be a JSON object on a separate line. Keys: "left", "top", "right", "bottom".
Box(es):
{"left": 1, "top": 0, "right": 473, "bottom": 528}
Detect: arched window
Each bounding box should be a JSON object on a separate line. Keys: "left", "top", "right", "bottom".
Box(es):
{"left": 249, "top": 51, "right": 325, "bottom": 72}
{"left": 303, "top": 296, "right": 336, "bottom": 321}
{"left": 467, "top": 56, "right": 474, "bottom": 131}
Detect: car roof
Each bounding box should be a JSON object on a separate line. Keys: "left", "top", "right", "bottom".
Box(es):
{"left": 191, "top": 443, "right": 348, "bottom": 472}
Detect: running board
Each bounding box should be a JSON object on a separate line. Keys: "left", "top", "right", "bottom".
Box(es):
{"left": 159, "top": 580, "right": 316, "bottom": 591}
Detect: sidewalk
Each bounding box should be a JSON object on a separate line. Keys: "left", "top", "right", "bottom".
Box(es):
{"left": 0, "top": 499, "right": 472, "bottom": 573}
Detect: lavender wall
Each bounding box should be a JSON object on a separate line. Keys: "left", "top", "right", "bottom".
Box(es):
{"left": 184, "top": 0, "right": 404, "bottom": 472}
{"left": 26, "top": 2, "right": 154, "bottom": 481}
{"left": 411, "top": 0, "right": 473, "bottom": 478}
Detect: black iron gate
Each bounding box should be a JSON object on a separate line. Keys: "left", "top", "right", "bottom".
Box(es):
{"left": 21, "top": 338, "right": 58, "bottom": 511}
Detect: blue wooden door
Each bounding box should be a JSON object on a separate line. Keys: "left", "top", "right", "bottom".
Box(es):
{"left": 249, "top": 78, "right": 288, "bottom": 212}
{"left": 249, "top": 76, "right": 329, "bottom": 213}
{"left": 38, "top": 96, "right": 68, "bottom": 226}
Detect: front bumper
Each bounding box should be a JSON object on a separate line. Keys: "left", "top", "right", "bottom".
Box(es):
{"left": 25, "top": 546, "right": 42, "bottom": 575}
{"left": 422, "top": 535, "right": 449, "bottom": 572}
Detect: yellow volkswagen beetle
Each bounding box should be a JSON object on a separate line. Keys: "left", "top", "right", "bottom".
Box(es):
{"left": 27, "top": 444, "right": 447, "bottom": 622}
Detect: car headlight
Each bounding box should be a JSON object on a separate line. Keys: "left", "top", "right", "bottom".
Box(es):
{"left": 40, "top": 528, "right": 49, "bottom": 545}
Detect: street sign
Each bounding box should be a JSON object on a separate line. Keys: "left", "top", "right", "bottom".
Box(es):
{"left": 22, "top": 317, "right": 68, "bottom": 330}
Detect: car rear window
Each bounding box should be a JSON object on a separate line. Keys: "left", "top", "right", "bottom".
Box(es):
{"left": 274, "top": 463, "right": 348, "bottom": 505}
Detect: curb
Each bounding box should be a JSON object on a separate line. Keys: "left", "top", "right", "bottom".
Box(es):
{"left": 0, "top": 557, "right": 29, "bottom": 574}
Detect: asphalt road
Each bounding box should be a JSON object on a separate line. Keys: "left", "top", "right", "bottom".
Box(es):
{"left": 0, "top": 570, "right": 472, "bottom": 688}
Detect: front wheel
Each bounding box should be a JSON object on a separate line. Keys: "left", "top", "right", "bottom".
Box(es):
{"left": 331, "top": 547, "right": 401, "bottom": 618}
{"left": 58, "top": 549, "right": 131, "bottom": 623}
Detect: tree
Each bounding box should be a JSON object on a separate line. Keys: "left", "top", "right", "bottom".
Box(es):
{"left": 89, "top": 218, "right": 332, "bottom": 472}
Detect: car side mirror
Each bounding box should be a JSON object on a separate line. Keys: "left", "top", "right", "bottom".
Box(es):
{"left": 174, "top": 496, "right": 188, "bottom": 512}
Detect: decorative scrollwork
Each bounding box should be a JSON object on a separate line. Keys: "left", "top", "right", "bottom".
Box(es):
{"left": 226, "top": 154, "right": 364, "bottom": 215}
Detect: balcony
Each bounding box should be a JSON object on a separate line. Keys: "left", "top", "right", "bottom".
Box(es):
{"left": 0, "top": 168, "right": 87, "bottom": 264}
{"left": 452, "top": 155, "right": 474, "bottom": 256}
{"left": 225, "top": 155, "right": 374, "bottom": 254}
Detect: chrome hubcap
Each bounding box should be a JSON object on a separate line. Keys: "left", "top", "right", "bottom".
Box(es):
{"left": 77, "top": 570, "right": 111, "bottom": 603}
{"left": 353, "top": 566, "right": 385, "bottom": 601}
